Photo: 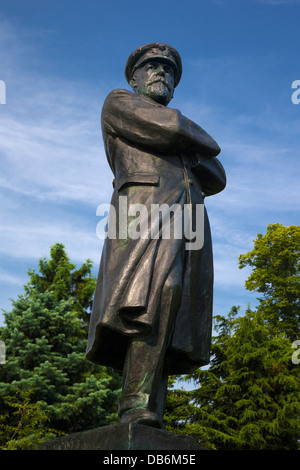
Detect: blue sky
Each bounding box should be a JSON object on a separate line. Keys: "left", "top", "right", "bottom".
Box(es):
{"left": 0, "top": 0, "right": 299, "bottom": 327}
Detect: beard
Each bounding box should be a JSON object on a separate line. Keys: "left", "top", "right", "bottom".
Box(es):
{"left": 146, "top": 81, "right": 172, "bottom": 105}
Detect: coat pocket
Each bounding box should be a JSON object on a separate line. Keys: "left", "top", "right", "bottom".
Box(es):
{"left": 116, "top": 173, "right": 160, "bottom": 192}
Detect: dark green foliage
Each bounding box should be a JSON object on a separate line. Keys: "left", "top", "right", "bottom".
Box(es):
{"left": 0, "top": 244, "right": 121, "bottom": 447}
{"left": 0, "top": 389, "right": 63, "bottom": 450}
{"left": 25, "top": 242, "right": 96, "bottom": 326}
{"left": 166, "top": 224, "right": 300, "bottom": 450}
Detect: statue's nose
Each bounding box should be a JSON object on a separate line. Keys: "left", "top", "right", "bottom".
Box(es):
{"left": 156, "top": 65, "right": 165, "bottom": 76}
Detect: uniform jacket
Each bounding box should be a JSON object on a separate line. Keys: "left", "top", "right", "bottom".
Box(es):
{"left": 86, "top": 89, "right": 226, "bottom": 374}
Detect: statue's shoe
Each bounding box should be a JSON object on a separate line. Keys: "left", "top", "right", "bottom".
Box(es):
{"left": 121, "top": 408, "right": 162, "bottom": 428}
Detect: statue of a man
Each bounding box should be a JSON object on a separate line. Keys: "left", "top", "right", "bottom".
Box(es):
{"left": 86, "top": 43, "right": 226, "bottom": 428}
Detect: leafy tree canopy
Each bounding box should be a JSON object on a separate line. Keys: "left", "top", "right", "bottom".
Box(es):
{"left": 25, "top": 242, "right": 96, "bottom": 324}
{"left": 166, "top": 224, "right": 300, "bottom": 450}
{"left": 238, "top": 223, "right": 300, "bottom": 340}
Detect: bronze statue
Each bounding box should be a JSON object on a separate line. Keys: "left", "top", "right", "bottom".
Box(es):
{"left": 86, "top": 43, "right": 226, "bottom": 429}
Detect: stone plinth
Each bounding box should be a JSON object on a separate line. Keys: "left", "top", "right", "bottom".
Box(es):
{"left": 39, "top": 423, "right": 207, "bottom": 450}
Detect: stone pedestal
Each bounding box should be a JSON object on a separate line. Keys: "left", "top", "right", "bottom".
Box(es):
{"left": 39, "top": 423, "right": 207, "bottom": 450}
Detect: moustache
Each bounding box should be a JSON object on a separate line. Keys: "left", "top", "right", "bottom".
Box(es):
{"left": 147, "top": 79, "right": 171, "bottom": 92}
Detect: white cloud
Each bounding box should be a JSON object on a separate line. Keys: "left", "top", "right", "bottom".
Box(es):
{"left": 0, "top": 219, "right": 102, "bottom": 262}
{"left": 0, "top": 121, "right": 110, "bottom": 206}
{"left": 0, "top": 17, "right": 110, "bottom": 323}
{"left": 0, "top": 80, "right": 113, "bottom": 206}
{"left": 0, "top": 270, "right": 25, "bottom": 286}
{"left": 0, "top": 14, "right": 299, "bottom": 329}
{"left": 181, "top": 53, "right": 300, "bottom": 221}
{"left": 0, "top": 16, "right": 115, "bottom": 209}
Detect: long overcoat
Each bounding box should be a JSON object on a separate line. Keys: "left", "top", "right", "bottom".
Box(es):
{"left": 86, "top": 89, "right": 226, "bottom": 375}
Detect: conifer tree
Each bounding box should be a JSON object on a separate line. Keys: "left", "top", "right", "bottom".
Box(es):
{"left": 0, "top": 388, "right": 62, "bottom": 450}
{"left": 0, "top": 244, "right": 121, "bottom": 444}
{"left": 165, "top": 224, "right": 300, "bottom": 450}
{"left": 25, "top": 242, "right": 96, "bottom": 326}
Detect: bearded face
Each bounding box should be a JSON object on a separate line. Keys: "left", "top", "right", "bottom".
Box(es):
{"left": 130, "top": 60, "right": 175, "bottom": 106}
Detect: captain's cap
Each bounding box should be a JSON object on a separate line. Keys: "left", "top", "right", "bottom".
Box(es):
{"left": 125, "top": 42, "right": 182, "bottom": 88}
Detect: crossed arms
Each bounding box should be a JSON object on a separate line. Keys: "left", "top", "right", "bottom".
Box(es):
{"left": 102, "top": 89, "right": 226, "bottom": 196}
{"left": 102, "top": 89, "right": 220, "bottom": 157}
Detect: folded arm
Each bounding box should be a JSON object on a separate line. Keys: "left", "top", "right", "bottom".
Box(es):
{"left": 101, "top": 89, "right": 220, "bottom": 157}
{"left": 191, "top": 153, "right": 226, "bottom": 196}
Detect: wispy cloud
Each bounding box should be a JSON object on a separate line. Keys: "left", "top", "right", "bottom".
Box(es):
{"left": 0, "top": 17, "right": 114, "bottom": 208}
{"left": 0, "top": 13, "right": 299, "bottom": 327}
{"left": 0, "top": 78, "right": 112, "bottom": 205}
{"left": 0, "top": 270, "right": 25, "bottom": 286}
{"left": 0, "top": 111, "right": 110, "bottom": 206}
{"left": 0, "top": 17, "right": 111, "bottom": 319}
{"left": 0, "top": 219, "right": 103, "bottom": 262}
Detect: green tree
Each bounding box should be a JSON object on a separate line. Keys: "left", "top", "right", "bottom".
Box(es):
{"left": 25, "top": 242, "right": 96, "bottom": 326}
{"left": 0, "top": 244, "right": 121, "bottom": 445}
{"left": 0, "top": 389, "right": 62, "bottom": 450}
{"left": 165, "top": 224, "right": 300, "bottom": 450}
{"left": 238, "top": 223, "right": 300, "bottom": 341}
{"left": 166, "top": 308, "right": 300, "bottom": 449}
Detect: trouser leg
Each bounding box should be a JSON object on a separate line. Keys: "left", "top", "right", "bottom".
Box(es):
{"left": 155, "top": 360, "right": 171, "bottom": 426}
{"left": 118, "top": 254, "right": 182, "bottom": 427}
